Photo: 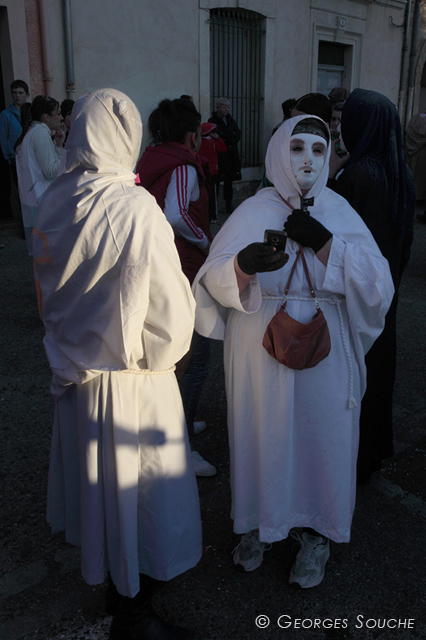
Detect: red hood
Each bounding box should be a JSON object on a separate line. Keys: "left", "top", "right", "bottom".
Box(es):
{"left": 137, "top": 141, "right": 208, "bottom": 190}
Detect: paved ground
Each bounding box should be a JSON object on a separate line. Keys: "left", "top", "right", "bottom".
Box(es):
{"left": 1, "top": 210, "right": 426, "bottom": 640}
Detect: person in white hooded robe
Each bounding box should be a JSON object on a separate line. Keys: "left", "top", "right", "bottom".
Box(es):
{"left": 192, "top": 115, "right": 394, "bottom": 589}
{"left": 32, "top": 89, "right": 203, "bottom": 640}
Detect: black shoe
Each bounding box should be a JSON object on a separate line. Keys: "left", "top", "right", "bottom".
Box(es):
{"left": 105, "top": 573, "right": 120, "bottom": 615}
{"left": 109, "top": 574, "right": 198, "bottom": 640}
{"left": 356, "top": 458, "right": 382, "bottom": 486}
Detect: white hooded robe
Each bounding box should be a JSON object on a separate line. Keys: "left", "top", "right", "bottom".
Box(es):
{"left": 192, "top": 116, "right": 394, "bottom": 544}
{"left": 33, "top": 89, "right": 202, "bottom": 597}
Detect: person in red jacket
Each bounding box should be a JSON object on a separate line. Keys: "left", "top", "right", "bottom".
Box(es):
{"left": 199, "top": 122, "right": 227, "bottom": 222}
{"left": 137, "top": 97, "right": 216, "bottom": 477}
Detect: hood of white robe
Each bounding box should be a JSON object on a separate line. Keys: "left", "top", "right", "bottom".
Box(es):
{"left": 55, "top": 88, "right": 142, "bottom": 207}
{"left": 265, "top": 115, "right": 331, "bottom": 209}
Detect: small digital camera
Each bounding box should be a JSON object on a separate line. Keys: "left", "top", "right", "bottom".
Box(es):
{"left": 264, "top": 229, "right": 287, "bottom": 252}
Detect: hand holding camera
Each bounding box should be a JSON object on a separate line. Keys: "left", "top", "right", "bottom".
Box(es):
{"left": 237, "top": 239, "right": 288, "bottom": 276}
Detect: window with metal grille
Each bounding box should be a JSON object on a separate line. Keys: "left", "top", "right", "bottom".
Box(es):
{"left": 210, "top": 8, "right": 265, "bottom": 168}
{"left": 318, "top": 41, "right": 345, "bottom": 67}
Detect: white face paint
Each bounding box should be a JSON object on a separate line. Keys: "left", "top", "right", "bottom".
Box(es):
{"left": 290, "top": 133, "right": 327, "bottom": 193}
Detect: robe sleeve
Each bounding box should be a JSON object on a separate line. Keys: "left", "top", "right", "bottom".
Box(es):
{"left": 317, "top": 235, "right": 394, "bottom": 356}
{"left": 142, "top": 211, "right": 196, "bottom": 370}
{"left": 192, "top": 211, "right": 263, "bottom": 339}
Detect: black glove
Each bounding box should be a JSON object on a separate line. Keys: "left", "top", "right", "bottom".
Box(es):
{"left": 284, "top": 209, "right": 332, "bottom": 253}
{"left": 237, "top": 242, "right": 288, "bottom": 276}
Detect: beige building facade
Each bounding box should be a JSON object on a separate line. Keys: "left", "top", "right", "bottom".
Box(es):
{"left": 1, "top": 0, "right": 425, "bottom": 180}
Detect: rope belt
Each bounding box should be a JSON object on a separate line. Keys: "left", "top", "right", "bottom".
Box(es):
{"left": 121, "top": 367, "right": 176, "bottom": 375}
{"left": 262, "top": 293, "right": 357, "bottom": 409}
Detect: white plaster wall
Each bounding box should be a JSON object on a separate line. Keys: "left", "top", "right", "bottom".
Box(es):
{"left": 41, "top": 0, "right": 406, "bottom": 159}
{"left": 359, "top": 2, "right": 405, "bottom": 100}
{"left": 271, "top": 1, "right": 312, "bottom": 128}
{"left": 45, "top": 0, "right": 201, "bottom": 150}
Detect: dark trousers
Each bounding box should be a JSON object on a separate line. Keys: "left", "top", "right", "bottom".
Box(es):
{"left": 0, "top": 154, "right": 13, "bottom": 219}
{"left": 178, "top": 331, "right": 211, "bottom": 444}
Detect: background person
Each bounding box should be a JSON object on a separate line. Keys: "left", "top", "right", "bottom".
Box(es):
{"left": 328, "top": 86, "right": 350, "bottom": 106}
{"left": 60, "top": 98, "right": 75, "bottom": 141}
{"left": 208, "top": 97, "right": 242, "bottom": 214}
{"left": 328, "top": 88, "right": 416, "bottom": 483}
{"left": 137, "top": 97, "right": 216, "bottom": 477}
{"left": 291, "top": 92, "right": 332, "bottom": 125}
{"left": 199, "top": 121, "right": 227, "bottom": 222}
{"left": 330, "top": 101, "right": 345, "bottom": 131}
{"left": 271, "top": 97, "right": 297, "bottom": 136}
{"left": 330, "top": 101, "right": 348, "bottom": 159}
{"left": 15, "top": 95, "right": 65, "bottom": 254}
{"left": 0, "top": 79, "right": 30, "bottom": 184}
{"left": 32, "top": 88, "right": 202, "bottom": 640}
{"left": 0, "top": 79, "right": 30, "bottom": 219}
{"left": 192, "top": 115, "right": 394, "bottom": 589}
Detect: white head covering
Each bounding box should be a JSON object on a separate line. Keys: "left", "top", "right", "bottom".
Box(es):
{"left": 56, "top": 88, "right": 142, "bottom": 207}
{"left": 265, "top": 115, "right": 331, "bottom": 204}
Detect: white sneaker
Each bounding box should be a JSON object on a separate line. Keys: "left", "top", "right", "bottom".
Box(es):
{"left": 193, "top": 421, "right": 207, "bottom": 435}
{"left": 289, "top": 530, "right": 330, "bottom": 588}
{"left": 232, "top": 529, "right": 272, "bottom": 572}
{"left": 191, "top": 450, "right": 217, "bottom": 477}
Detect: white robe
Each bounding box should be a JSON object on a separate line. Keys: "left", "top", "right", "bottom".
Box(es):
{"left": 33, "top": 89, "right": 202, "bottom": 597}
{"left": 16, "top": 121, "right": 63, "bottom": 253}
{"left": 192, "top": 116, "right": 394, "bottom": 544}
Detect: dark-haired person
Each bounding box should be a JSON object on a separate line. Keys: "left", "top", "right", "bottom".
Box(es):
{"left": 330, "top": 101, "right": 345, "bottom": 132}
{"left": 60, "top": 98, "right": 75, "bottom": 141}
{"left": 291, "top": 92, "right": 332, "bottom": 126}
{"left": 328, "top": 86, "right": 350, "bottom": 106}
{"left": 0, "top": 80, "right": 30, "bottom": 218}
{"left": 330, "top": 101, "right": 348, "bottom": 160}
{"left": 137, "top": 97, "right": 216, "bottom": 477}
{"left": 15, "top": 95, "right": 65, "bottom": 254}
{"left": 0, "top": 80, "right": 30, "bottom": 179}
{"left": 271, "top": 97, "right": 297, "bottom": 136}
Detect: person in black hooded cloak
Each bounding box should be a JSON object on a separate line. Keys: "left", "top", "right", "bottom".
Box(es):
{"left": 328, "top": 88, "right": 416, "bottom": 484}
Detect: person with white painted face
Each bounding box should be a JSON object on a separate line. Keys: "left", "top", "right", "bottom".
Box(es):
{"left": 192, "top": 115, "right": 394, "bottom": 589}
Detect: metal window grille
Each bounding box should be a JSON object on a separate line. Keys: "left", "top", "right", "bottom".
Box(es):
{"left": 210, "top": 8, "right": 265, "bottom": 168}
{"left": 318, "top": 41, "right": 345, "bottom": 67}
